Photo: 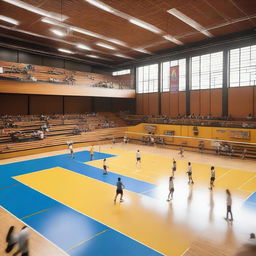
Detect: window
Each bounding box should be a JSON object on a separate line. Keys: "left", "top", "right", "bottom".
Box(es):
{"left": 136, "top": 64, "right": 158, "bottom": 93}
{"left": 191, "top": 51, "right": 223, "bottom": 90}
{"left": 112, "top": 69, "right": 130, "bottom": 76}
{"left": 162, "top": 58, "right": 186, "bottom": 92}
{"left": 230, "top": 45, "right": 256, "bottom": 87}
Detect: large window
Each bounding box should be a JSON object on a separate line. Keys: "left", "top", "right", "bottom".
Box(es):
{"left": 137, "top": 64, "right": 158, "bottom": 93}
{"left": 191, "top": 51, "right": 223, "bottom": 90}
{"left": 112, "top": 69, "right": 130, "bottom": 76}
{"left": 230, "top": 45, "right": 256, "bottom": 87}
{"left": 162, "top": 58, "right": 186, "bottom": 92}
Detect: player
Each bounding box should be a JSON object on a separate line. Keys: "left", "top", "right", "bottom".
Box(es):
{"left": 136, "top": 150, "right": 141, "bottom": 167}
{"left": 67, "top": 141, "right": 74, "bottom": 159}
{"left": 114, "top": 177, "right": 125, "bottom": 203}
{"left": 90, "top": 145, "right": 94, "bottom": 161}
{"left": 225, "top": 189, "right": 233, "bottom": 221}
{"left": 167, "top": 176, "right": 174, "bottom": 201}
{"left": 172, "top": 159, "right": 177, "bottom": 177}
{"left": 209, "top": 166, "right": 215, "bottom": 190}
{"left": 186, "top": 162, "right": 194, "bottom": 184}
{"left": 178, "top": 146, "right": 184, "bottom": 157}
{"left": 103, "top": 158, "right": 108, "bottom": 175}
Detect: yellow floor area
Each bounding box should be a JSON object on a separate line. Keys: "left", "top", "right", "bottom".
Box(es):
{"left": 15, "top": 167, "right": 190, "bottom": 256}
{"left": 14, "top": 147, "right": 256, "bottom": 256}
{"left": 89, "top": 147, "right": 255, "bottom": 196}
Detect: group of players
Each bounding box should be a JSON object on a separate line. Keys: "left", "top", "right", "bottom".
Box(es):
{"left": 67, "top": 141, "right": 233, "bottom": 221}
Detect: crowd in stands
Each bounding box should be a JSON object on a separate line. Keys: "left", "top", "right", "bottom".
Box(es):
{"left": 0, "top": 113, "right": 119, "bottom": 143}
{"left": 0, "top": 60, "right": 132, "bottom": 89}
{"left": 120, "top": 113, "right": 256, "bottom": 128}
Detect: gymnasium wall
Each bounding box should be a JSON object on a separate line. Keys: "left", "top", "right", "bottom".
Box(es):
{"left": 0, "top": 93, "right": 135, "bottom": 115}
{"left": 137, "top": 87, "right": 255, "bottom": 118}
{"left": 127, "top": 123, "right": 256, "bottom": 143}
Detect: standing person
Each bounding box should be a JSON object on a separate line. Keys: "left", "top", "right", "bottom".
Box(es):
{"left": 90, "top": 145, "right": 94, "bottom": 161}
{"left": 172, "top": 159, "right": 177, "bottom": 177}
{"left": 209, "top": 166, "right": 215, "bottom": 190}
{"left": 167, "top": 176, "right": 174, "bottom": 201}
{"left": 136, "top": 149, "right": 141, "bottom": 167}
{"left": 225, "top": 189, "right": 233, "bottom": 221}
{"left": 178, "top": 146, "right": 184, "bottom": 157}
{"left": 67, "top": 141, "right": 74, "bottom": 159}
{"left": 114, "top": 177, "right": 125, "bottom": 203}
{"left": 186, "top": 162, "right": 194, "bottom": 184}
{"left": 13, "top": 226, "right": 29, "bottom": 256}
{"left": 103, "top": 158, "right": 108, "bottom": 175}
{"left": 5, "top": 226, "right": 17, "bottom": 253}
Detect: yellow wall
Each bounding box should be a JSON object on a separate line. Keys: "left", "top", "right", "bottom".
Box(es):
{"left": 127, "top": 123, "right": 256, "bottom": 143}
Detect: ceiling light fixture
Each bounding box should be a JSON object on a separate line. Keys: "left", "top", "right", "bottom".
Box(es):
{"left": 108, "top": 39, "right": 127, "bottom": 47}
{"left": 133, "top": 48, "right": 152, "bottom": 54}
{"left": 114, "top": 54, "right": 134, "bottom": 59}
{"left": 85, "top": 0, "right": 114, "bottom": 13}
{"left": 58, "top": 48, "right": 73, "bottom": 54}
{"left": 167, "top": 8, "right": 213, "bottom": 37}
{"left": 77, "top": 44, "right": 92, "bottom": 51}
{"left": 87, "top": 54, "right": 99, "bottom": 58}
{"left": 3, "top": 0, "right": 68, "bottom": 21}
{"left": 96, "top": 42, "right": 117, "bottom": 50}
{"left": 0, "top": 15, "right": 19, "bottom": 25}
{"left": 129, "top": 18, "right": 161, "bottom": 34}
{"left": 51, "top": 29, "right": 65, "bottom": 37}
{"left": 163, "top": 35, "right": 183, "bottom": 45}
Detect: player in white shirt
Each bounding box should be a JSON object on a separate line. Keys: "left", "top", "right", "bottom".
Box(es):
{"left": 167, "top": 176, "right": 174, "bottom": 201}
{"left": 67, "top": 141, "right": 74, "bottom": 159}
{"left": 186, "top": 162, "right": 194, "bottom": 184}
{"left": 103, "top": 158, "right": 108, "bottom": 175}
{"left": 225, "top": 189, "right": 233, "bottom": 221}
{"left": 136, "top": 150, "right": 141, "bottom": 167}
{"left": 209, "top": 166, "right": 215, "bottom": 190}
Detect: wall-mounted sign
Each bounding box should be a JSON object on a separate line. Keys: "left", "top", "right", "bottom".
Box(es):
{"left": 164, "top": 130, "right": 175, "bottom": 136}
{"left": 144, "top": 125, "right": 157, "bottom": 132}
{"left": 230, "top": 130, "right": 250, "bottom": 140}
{"left": 170, "top": 65, "right": 179, "bottom": 93}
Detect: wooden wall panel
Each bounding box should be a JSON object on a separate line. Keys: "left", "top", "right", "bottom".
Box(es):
{"left": 211, "top": 89, "right": 222, "bottom": 117}
{"left": 190, "top": 90, "right": 200, "bottom": 115}
{"left": 178, "top": 92, "right": 186, "bottom": 115}
{"left": 148, "top": 93, "right": 159, "bottom": 115}
{"left": 136, "top": 94, "right": 143, "bottom": 114}
{"left": 228, "top": 87, "right": 253, "bottom": 118}
{"left": 161, "top": 92, "right": 169, "bottom": 116}
{"left": 94, "top": 97, "right": 112, "bottom": 112}
{"left": 170, "top": 93, "right": 179, "bottom": 117}
{"left": 254, "top": 87, "right": 256, "bottom": 117}
{"left": 112, "top": 98, "right": 135, "bottom": 113}
{"left": 0, "top": 94, "right": 28, "bottom": 115}
{"left": 143, "top": 94, "right": 149, "bottom": 115}
{"left": 200, "top": 90, "right": 211, "bottom": 116}
{"left": 29, "top": 95, "right": 63, "bottom": 114}
{"left": 64, "top": 96, "right": 92, "bottom": 114}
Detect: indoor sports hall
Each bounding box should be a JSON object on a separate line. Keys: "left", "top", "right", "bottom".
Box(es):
{"left": 0, "top": 1, "right": 255, "bottom": 256}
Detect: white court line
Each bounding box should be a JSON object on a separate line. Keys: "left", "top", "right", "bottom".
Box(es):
{"left": 215, "top": 169, "right": 232, "bottom": 181}
{"left": 238, "top": 174, "right": 256, "bottom": 190}
{"left": 1, "top": 206, "right": 69, "bottom": 256}
{"left": 180, "top": 247, "right": 190, "bottom": 256}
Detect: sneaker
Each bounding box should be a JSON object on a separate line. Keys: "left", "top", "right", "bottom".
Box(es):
{"left": 192, "top": 181, "right": 194, "bottom": 184}
{"left": 166, "top": 199, "right": 170, "bottom": 202}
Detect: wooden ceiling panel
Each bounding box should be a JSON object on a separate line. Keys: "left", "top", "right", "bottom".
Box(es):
{"left": 232, "top": 0, "right": 256, "bottom": 16}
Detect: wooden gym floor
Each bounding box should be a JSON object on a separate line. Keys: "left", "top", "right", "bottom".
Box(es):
{"left": 0, "top": 143, "right": 255, "bottom": 255}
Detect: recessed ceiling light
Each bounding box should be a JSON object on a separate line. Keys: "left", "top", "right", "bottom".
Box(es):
{"left": 163, "top": 35, "right": 183, "bottom": 45}
{"left": 85, "top": 0, "right": 114, "bottom": 13}
{"left": 114, "top": 54, "right": 133, "bottom": 59}
{"left": 3, "top": 0, "right": 68, "bottom": 21}
{"left": 51, "top": 29, "right": 65, "bottom": 37}
{"left": 129, "top": 18, "right": 161, "bottom": 34}
{"left": 77, "top": 44, "right": 92, "bottom": 51}
{"left": 167, "top": 8, "right": 213, "bottom": 38}
{"left": 0, "top": 15, "right": 19, "bottom": 25}
{"left": 58, "top": 48, "right": 73, "bottom": 54}
{"left": 96, "top": 42, "right": 117, "bottom": 50}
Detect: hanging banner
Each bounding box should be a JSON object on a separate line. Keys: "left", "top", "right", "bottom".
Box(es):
{"left": 170, "top": 65, "right": 179, "bottom": 93}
